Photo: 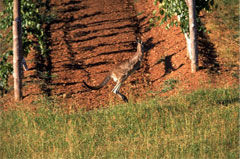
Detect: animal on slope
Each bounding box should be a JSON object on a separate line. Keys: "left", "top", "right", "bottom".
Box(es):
{"left": 83, "top": 38, "right": 144, "bottom": 102}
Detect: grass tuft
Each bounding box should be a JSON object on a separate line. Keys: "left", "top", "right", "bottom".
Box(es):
{"left": 161, "top": 79, "right": 178, "bottom": 93}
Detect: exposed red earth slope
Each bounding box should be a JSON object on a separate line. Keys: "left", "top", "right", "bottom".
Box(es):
{"left": 2, "top": 0, "right": 237, "bottom": 109}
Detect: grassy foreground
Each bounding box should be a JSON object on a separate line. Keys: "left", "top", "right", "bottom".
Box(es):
{"left": 0, "top": 87, "right": 239, "bottom": 159}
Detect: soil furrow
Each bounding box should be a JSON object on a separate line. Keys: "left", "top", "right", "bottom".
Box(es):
{"left": 43, "top": 0, "right": 142, "bottom": 108}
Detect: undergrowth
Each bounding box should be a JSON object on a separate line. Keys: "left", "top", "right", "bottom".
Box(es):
{"left": 0, "top": 0, "right": 54, "bottom": 96}
{"left": 0, "top": 87, "right": 238, "bottom": 158}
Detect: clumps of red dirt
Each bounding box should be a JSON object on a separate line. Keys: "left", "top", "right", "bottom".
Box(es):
{"left": 2, "top": 0, "right": 237, "bottom": 109}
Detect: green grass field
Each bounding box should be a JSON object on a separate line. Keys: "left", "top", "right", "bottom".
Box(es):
{"left": 1, "top": 87, "right": 238, "bottom": 159}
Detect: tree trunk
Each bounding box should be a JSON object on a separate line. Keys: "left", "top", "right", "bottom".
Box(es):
{"left": 13, "top": 0, "right": 23, "bottom": 101}
{"left": 188, "top": 0, "right": 198, "bottom": 73}
{"left": 184, "top": 32, "right": 191, "bottom": 59}
{"left": 177, "top": 15, "right": 192, "bottom": 60}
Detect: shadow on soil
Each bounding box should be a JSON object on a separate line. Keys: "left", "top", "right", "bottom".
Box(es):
{"left": 198, "top": 31, "right": 220, "bottom": 73}
{"left": 30, "top": 0, "right": 148, "bottom": 98}
{"left": 143, "top": 37, "right": 163, "bottom": 75}
{"left": 158, "top": 53, "right": 184, "bottom": 78}
{"left": 27, "top": 0, "right": 53, "bottom": 98}
{"left": 144, "top": 37, "right": 184, "bottom": 83}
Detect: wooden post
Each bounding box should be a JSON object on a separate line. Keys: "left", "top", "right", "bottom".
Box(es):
{"left": 13, "top": 0, "right": 23, "bottom": 101}
{"left": 188, "top": 0, "right": 198, "bottom": 73}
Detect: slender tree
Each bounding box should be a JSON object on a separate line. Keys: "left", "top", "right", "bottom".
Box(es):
{"left": 150, "top": 0, "right": 213, "bottom": 73}
{"left": 13, "top": 0, "right": 23, "bottom": 101}
{"left": 188, "top": 0, "right": 198, "bottom": 72}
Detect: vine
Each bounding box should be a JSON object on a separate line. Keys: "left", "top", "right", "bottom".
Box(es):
{"left": 150, "top": 0, "right": 214, "bottom": 35}
{"left": 0, "top": 0, "right": 53, "bottom": 96}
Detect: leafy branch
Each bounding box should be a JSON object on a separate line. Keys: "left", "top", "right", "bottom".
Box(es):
{"left": 0, "top": 0, "right": 54, "bottom": 96}
{"left": 150, "top": 0, "right": 214, "bottom": 35}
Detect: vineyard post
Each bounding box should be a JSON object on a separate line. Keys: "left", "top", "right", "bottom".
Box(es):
{"left": 188, "top": 0, "right": 198, "bottom": 73}
{"left": 13, "top": 0, "right": 23, "bottom": 101}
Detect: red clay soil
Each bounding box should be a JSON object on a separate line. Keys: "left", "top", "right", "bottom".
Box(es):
{"left": 2, "top": 0, "right": 238, "bottom": 109}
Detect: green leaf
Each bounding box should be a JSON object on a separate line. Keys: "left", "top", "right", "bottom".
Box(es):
{"left": 153, "top": 0, "right": 158, "bottom": 6}
{"left": 137, "top": 11, "right": 144, "bottom": 16}
{"left": 162, "top": 15, "right": 167, "bottom": 22}
{"left": 149, "top": 18, "right": 154, "bottom": 24}
{"left": 153, "top": 10, "right": 157, "bottom": 15}
{"left": 166, "top": 23, "right": 170, "bottom": 30}
{"left": 160, "top": 9, "right": 164, "bottom": 15}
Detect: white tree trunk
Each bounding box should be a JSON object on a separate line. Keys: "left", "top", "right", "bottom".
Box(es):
{"left": 13, "top": 0, "right": 23, "bottom": 101}
{"left": 177, "top": 15, "right": 192, "bottom": 60}
{"left": 188, "top": 0, "right": 198, "bottom": 73}
{"left": 184, "top": 32, "right": 192, "bottom": 59}
{"left": 179, "top": 0, "right": 198, "bottom": 73}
